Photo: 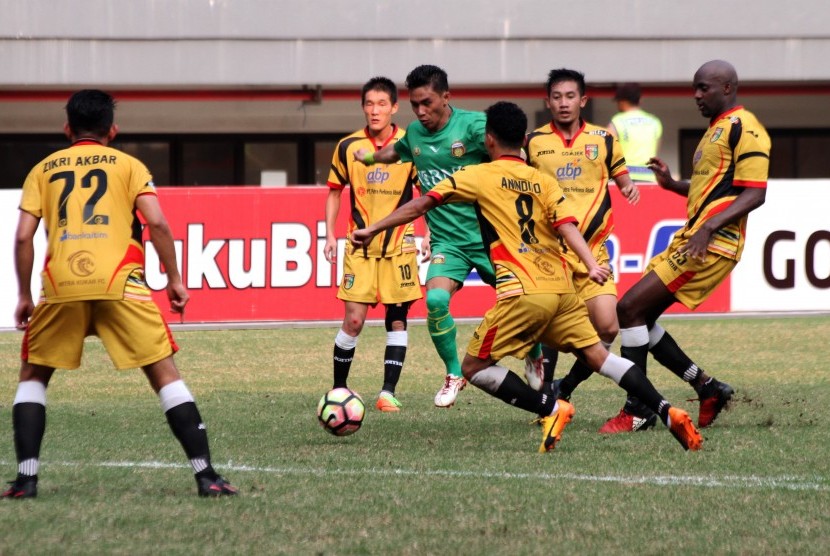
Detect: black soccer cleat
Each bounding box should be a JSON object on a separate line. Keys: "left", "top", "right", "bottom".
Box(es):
{"left": 2, "top": 475, "right": 38, "bottom": 499}
{"left": 196, "top": 475, "right": 239, "bottom": 498}
{"left": 697, "top": 379, "right": 735, "bottom": 428}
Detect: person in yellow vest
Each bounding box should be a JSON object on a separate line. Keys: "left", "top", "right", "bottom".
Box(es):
{"left": 608, "top": 83, "right": 663, "bottom": 183}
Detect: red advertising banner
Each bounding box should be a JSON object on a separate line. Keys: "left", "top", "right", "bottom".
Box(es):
{"left": 147, "top": 185, "right": 729, "bottom": 323}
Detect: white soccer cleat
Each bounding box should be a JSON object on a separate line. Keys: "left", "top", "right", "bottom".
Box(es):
{"left": 434, "top": 374, "right": 467, "bottom": 408}
{"left": 524, "top": 354, "right": 544, "bottom": 391}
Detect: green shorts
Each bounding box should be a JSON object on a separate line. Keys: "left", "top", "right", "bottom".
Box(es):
{"left": 426, "top": 241, "right": 496, "bottom": 287}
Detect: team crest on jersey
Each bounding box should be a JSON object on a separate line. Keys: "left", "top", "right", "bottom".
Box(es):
{"left": 533, "top": 256, "right": 556, "bottom": 276}
{"left": 343, "top": 274, "right": 355, "bottom": 289}
{"left": 710, "top": 128, "right": 724, "bottom": 143}
{"left": 413, "top": 147, "right": 422, "bottom": 157}
{"left": 68, "top": 250, "right": 96, "bottom": 277}
{"left": 585, "top": 144, "right": 599, "bottom": 160}
{"left": 451, "top": 141, "right": 466, "bottom": 158}
{"left": 431, "top": 253, "right": 446, "bottom": 265}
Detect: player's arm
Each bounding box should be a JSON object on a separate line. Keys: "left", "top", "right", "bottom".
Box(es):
{"left": 352, "top": 195, "right": 439, "bottom": 249}
{"left": 13, "top": 210, "right": 40, "bottom": 329}
{"left": 136, "top": 193, "right": 189, "bottom": 315}
{"left": 324, "top": 188, "right": 343, "bottom": 263}
{"left": 613, "top": 171, "right": 640, "bottom": 205}
{"left": 682, "top": 187, "right": 766, "bottom": 261}
{"left": 647, "top": 157, "right": 690, "bottom": 196}
{"left": 555, "top": 221, "right": 611, "bottom": 285}
{"left": 353, "top": 143, "right": 401, "bottom": 166}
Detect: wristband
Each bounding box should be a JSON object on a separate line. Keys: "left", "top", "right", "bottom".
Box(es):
{"left": 363, "top": 151, "right": 375, "bottom": 165}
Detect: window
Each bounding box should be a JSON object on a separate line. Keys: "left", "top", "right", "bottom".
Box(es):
{"left": 679, "top": 128, "right": 830, "bottom": 180}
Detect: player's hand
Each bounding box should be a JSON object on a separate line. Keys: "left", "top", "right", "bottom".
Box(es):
{"left": 350, "top": 228, "right": 375, "bottom": 249}
{"left": 13, "top": 295, "right": 34, "bottom": 330}
{"left": 681, "top": 228, "right": 712, "bottom": 263}
{"left": 619, "top": 181, "right": 640, "bottom": 205}
{"left": 354, "top": 148, "right": 370, "bottom": 165}
{"left": 587, "top": 264, "right": 611, "bottom": 285}
{"left": 166, "top": 280, "right": 190, "bottom": 322}
{"left": 646, "top": 157, "right": 672, "bottom": 188}
{"left": 324, "top": 238, "right": 337, "bottom": 264}
{"left": 419, "top": 234, "right": 432, "bottom": 263}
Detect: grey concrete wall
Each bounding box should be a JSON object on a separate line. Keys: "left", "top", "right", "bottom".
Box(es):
{"left": 2, "top": 0, "right": 829, "bottom": 87}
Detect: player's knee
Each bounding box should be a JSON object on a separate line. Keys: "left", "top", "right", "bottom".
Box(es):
{"left": 597, "top": 322, "right": 619, "bottom": 344}
{"left": 384, "top": 303, "right": 410, "bottom": 331}
{"left": 616, "top": 296, "right": 637, "bottom": 327}
{"left": 425, "top": 288, "right": 451, "bottom": 314}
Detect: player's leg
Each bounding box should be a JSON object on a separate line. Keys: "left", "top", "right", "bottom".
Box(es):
{"left": 332, "top": 253, "right": 374, "bottom": 389}
{"left": 2, "top": 363, "right": 55, "bottom": 499}
{"left": 96, "top": 298, "right": 236, "bottom": 497}
{"left": 376, "top": 302, "right": 411, "bottom": 412}
{"left": 597, "top": 270, "right": 676, "bottom": 433}
{"left": 333, "top": 301, "right": 369, "bottom": 389}
{"left": 425, "top": 275, "right": 466, "bottom": 408}
{"left": 142, "top": 356, "right": 237, "bottom": 496}
{"left": 375, "top": 252, "right": 422, "bottom": 411}
{"left": 462, "top": 294, "right": 574, "bottom": 452}
{"left": 4, "top": 302, "right": 87, "bottom": 499}
{"left": 647, "top": 322, "right": 734, "bottom": 427}
{"left": 574, "top": 343, "right": 702, "bottom": 451}
{"left": 558, "top": 293, "right": 618, "bottom": 402}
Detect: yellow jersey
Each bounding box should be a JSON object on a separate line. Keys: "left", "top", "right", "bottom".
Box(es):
{"left": 327, "top": 125, "right": 418, "bottom": 258}
{"left": 427, "top": 155, "right": 579, "bottom": 300}
{"left": 19, "top": 140, "right": 156, "bottom": 303}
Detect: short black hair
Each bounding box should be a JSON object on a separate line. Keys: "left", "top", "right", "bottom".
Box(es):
{"left": 405, "top": 65, "right": 449, "bottom": 94}
{"left": 362, "top": 76, "right": 398, "bottom": 105}
{"left": 66, "top": 89, "right": 116, "bottom": 138}
{"left": 484, "top": 101, "right": 527, "bottom": 150}
{"left": 545, "top": 68, "right": 586, "bottom": 97}
{"left": 614, "top": 82, "right": 641, "bottom": 104}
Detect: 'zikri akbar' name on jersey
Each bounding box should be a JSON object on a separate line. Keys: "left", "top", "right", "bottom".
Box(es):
{"left": 43, "top": 154, "right": 118, "bottom": 172}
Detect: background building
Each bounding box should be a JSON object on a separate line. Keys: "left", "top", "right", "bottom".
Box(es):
{"left": 2, "top": 0, "right": 829, "bottom": 187}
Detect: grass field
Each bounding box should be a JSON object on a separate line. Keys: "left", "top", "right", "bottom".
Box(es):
{"left": 0, "top": 315, "right": 828, "bottom": 555}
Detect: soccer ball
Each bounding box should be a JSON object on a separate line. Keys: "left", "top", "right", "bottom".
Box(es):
{"left": 317, "top": 387, "right": 365, "bottom": 436}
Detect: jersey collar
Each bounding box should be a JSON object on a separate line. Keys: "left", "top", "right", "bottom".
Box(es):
{"left": 364, "top": 123, "right": 398, "bottom": 151}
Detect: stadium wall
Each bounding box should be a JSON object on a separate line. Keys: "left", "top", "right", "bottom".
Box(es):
{"left": 1, "top": 180, "right": 827, "bottom": 328}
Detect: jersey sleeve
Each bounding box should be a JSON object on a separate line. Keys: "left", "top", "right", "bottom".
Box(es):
{"left": 427, "top": 167, "right": 476, "bottom": 204}
{"left": 131, "top": 159, "right": 156, "bottom": 199}
{"left": 326, "top": 138, "right": 350, "bottom": 190}
{"left": 733, "top": 120, "right": 771, "bottom": 188}
{"left": 609, "top": 134, "right": 629, "bottom": 179}
{"left": 19, "top": 166, "right": 43, "bottom": 218}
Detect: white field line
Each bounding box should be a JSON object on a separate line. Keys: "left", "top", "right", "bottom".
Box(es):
{"left": 2, "top": 459, "right": 826, "bottom": 492}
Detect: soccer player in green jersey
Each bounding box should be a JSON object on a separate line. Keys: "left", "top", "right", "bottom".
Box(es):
{"left": 356, "top": 65, "right": 506, "bottom": 408}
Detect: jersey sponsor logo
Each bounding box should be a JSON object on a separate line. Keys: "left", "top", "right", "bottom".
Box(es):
{"left": 556, "top": 162, "right": 583, "bottom": 181}
{"left": 431, "top": 253, "right": 446, "bottom": 265}
{"left": 366, "top": 167, "right": 391, "bottom": 184}
{"left": 533, "top": 255, "right": 557, "bottom": 276}
{"left": 587, "top": 130, "right": 609, "bottom": 136}
{"left": 59, "top": 230, "right": 109, "bottom": 242}
{"left": 343, "top": 274, "right": 355, "bottom": 289}
{"left": 535, "top": 149, "right": 556, "bottom": 156}
{"left": 710, "top": 127, "right": 724, "bottom": 143}
{"left": 450, "top": 141, "right": 466, "bottom": 158}
{"left": 68, "top": 250, "right": 96, "bottom": 277}
{"left": 585, "top": 144, "right": 599, "bottom": 160}
{"left": 356, "top": 186, "right": 367, "bottom": 197}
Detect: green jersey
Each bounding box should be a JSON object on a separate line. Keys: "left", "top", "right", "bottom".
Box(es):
{"left": 394, "top": 108, "right": 488, "bottom": 249}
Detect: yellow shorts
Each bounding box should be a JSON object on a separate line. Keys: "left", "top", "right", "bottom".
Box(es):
{"left": 337, "top": 251, "right": 423, "bottom": 305}
{"left": 570, "top": 242, "right": 617, "bottom": 301}
{"left": 466, "top": 293, "right": 599, "bottom": 362}
{"left": 647, "top": 237, "right": 737, "bottom": 310}
{"left": 23, "top": 299, "right": 179, "bottom": 370}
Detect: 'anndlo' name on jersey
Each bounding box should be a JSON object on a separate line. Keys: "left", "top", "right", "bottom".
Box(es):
{"left": 500, "top": 177, "right": 541, "bottom": 194}
{"left": 43, "top": 154, "right": 118, "bottom": 172}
